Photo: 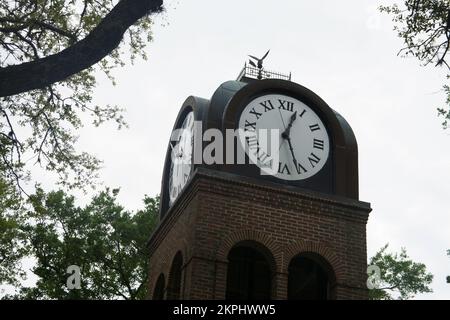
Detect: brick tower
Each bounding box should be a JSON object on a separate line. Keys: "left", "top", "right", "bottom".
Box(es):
{"left": 147, "top": 69, "right": 372, "bottom": 300}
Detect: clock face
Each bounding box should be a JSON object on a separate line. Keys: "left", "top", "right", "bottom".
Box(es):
{"left": 238, "top": 94, "right": 330, "bottom": 181}
{"left": 168, "top": 111, "right": 194, "bottom": 206}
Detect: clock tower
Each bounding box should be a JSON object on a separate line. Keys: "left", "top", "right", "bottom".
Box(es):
{"left": 147, "top": 63, "right": 372, "bottom": 300}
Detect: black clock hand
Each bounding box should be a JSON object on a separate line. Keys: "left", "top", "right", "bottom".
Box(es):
{"left": 279, "top": 111, "right": 297, "bottom": 152}
{"left": 285, "top": 136, "right": 299, "bottom": 172}
{"left": 281, "top": 111, "right": 297, "bottom": 139}
{"left": 288, "top": 110, "right": 297, "bottom": 126}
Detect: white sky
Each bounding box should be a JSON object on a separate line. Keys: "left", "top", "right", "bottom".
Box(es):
{"left": 25, "top": 0, "right": 450, "bottom": 299}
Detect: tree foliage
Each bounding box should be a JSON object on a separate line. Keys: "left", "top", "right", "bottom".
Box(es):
{"left": 0, "top": 0, "right": 162, "bottom": 194}
{"left": 0, "top": 177, "right": 28, "bottom": 287}
{"left": 380, "top": 0, "right": 450, "bottom": 129}
{"left": 369, "top": 244, "right": 433, "bottom": 300}
{"left": 2, "top": 188, "right": 158, "bottom": 300}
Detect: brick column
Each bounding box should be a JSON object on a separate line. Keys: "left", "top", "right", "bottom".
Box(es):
{"left": 273, "top": 272, "right": 288, "bottom": 299}
{"left": 214, "top": 260, "right": 228, "bottom": 299}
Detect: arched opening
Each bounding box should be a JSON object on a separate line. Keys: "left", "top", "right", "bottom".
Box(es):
{"left": 152, "top": 273, "right": 165, "bottom": 300}
{"left": 167, "top": 251, "right": 183, "bottom": 299}
{"left": 288, "top": 252, "right": 336, "bottom": 300}
{"left": 225, "top": 242, "right": 274, "bottom": 300}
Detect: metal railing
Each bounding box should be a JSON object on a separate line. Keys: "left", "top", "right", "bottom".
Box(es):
{"left": 237, "top": 63, "right": 291, "bottom": 81}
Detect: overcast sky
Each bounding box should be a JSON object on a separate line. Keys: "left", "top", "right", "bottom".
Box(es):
{"left": 25, "top": 0, "right": 450, "bottom": 299}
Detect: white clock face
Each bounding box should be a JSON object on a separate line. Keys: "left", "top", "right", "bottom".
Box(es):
{"left": 238, "top": 94, "right": 330, "bottom": 180}
{"left": 169, "top": 111, "right": 194, "bottom": 206}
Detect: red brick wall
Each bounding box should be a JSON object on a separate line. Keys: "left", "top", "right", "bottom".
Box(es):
{"left": 147, "top": 168, "right": 371, "bottom": 300}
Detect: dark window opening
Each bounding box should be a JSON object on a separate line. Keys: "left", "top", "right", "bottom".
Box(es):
{"left": 167, "top": 252, "right": 183, "bottom": 299}
{"left": 288, "top": 255, "right": 332, "bottom": 300}
{"left": 226, "top": 246, "right": 272, "bottom": 300}
{"left": 153, "top": 273, "right": 165, "bottom": 300}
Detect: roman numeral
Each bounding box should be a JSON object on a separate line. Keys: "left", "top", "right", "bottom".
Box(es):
{"left": 313, "top": 138, "right": 324, "bottom": 150}
{"left": 295, "top": 161, "right": 308, "bottom": 174}
{"left": 309, "top": 124, "right": 320, "bottom": 132}
{"left": 308, "top": 152, "right": 321, "bottom": 168}
{"left": 244, "top": 120, "right": 256, "bottom": 131}
{"left": 257, "top": 150, "right": 272, "bottom": 167}
{"left": 249, "top": 108, "right": 262, "bottom": 119}
{"left": 299, "top": 109, "right": 306, "bottom": 117}
{"left": 278, "top": 162, "right": 291, "bottom": 175}
{"left": 184, "top": 173, "right": 189, "bottom": 183}
{"left": 260, "top": 100, "right": 274, "bottom": 112}
{"left": 246, "top": 135, "right": 258, "bottom": 150}
{"left": 278, "top": 99, "right": 294, "bottom": 112}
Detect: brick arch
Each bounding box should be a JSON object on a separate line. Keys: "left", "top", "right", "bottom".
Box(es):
{"left": 284, "top": 240, "right": 344, "bottom": 282}
{"left": 159, "top": 240, "right": 189, "bottom": 273}
{"left": 216, "top": 229, "right": 282, "bottom": 273}
{"left": 150, "top": 241, "right": 188, "bottom": 300}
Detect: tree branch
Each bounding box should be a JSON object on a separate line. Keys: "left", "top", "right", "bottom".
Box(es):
{"left": 0, "top": 0, "right": 163, "bottom": 97}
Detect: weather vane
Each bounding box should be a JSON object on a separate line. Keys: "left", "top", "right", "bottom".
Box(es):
{"left": 248, "top": 50, "right": 270, "bottom": 80}
{"left": 237, "top": 50, "right": 290, "bottom": 82}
